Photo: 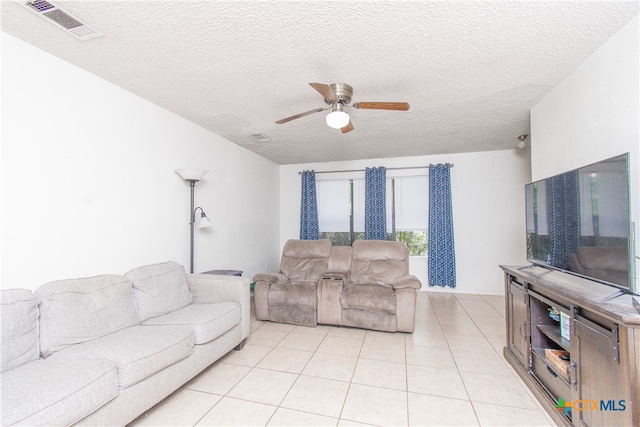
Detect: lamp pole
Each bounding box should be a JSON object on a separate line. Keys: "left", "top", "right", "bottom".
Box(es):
{"left": 175, "top": 168, "right": 210, "bottom": 274}
{"left": 187, "top": 179, "right": 197, "bottom": 274}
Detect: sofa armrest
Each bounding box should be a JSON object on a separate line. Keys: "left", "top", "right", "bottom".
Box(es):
{"left": 392, "top": 275, "right": 422, "bottom": 290}
{"left": 187, "top": 274, "right": 251, "bottom": 339}
{"left": 252, "top": 273, "right": 288, "bottom": 283}
{"left": 321, "top": 270, "right": 351, "bottom": 280}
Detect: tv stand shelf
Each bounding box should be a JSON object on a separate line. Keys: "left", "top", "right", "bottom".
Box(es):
{"left": 536, "top": 324, "right": 570, "bottom": 351}
{"left": 501, "top": 265, "right": 639, "bottom": 427}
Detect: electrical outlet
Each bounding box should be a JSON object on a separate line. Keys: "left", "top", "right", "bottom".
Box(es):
{"left": 264, "top": 261, "right": 269, "bottom": 270}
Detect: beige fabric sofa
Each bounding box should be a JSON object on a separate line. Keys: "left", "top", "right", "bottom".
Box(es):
{"left": 254, "top": 239, "right": 422, "bottom": 333}
{"left": 0, "top": 261, "right": 250, "bottom": 426}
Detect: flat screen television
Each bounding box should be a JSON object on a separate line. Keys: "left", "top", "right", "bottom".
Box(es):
{"left": 525, "top": 153, "right": 636, "bottom": 296}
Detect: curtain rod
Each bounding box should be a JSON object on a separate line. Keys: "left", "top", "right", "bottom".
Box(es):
{"left": 297, "top": 164, "right": 454, "bottom": 175}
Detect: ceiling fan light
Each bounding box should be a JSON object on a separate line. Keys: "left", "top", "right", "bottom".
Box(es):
{"left": 326, "top": 111, "right": 350, "bottom": 129}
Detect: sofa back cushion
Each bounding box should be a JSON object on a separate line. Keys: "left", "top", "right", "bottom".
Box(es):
{"left": 125, "top": 261, "right": 193, "bottom": 322}
{"left": 350, "top": 240, "right": 409, "bottom": 287}
{"left": 280, "top": 239, "right": 332, "bottom": 281}
{"left": 328, "top": 246, "right": 352, "bottom": 272}
{"left": 37, "top": 275, "right": 139, "bottom": 357}
{"left": 1, "top": 289, "right": 40, "bottom": 372}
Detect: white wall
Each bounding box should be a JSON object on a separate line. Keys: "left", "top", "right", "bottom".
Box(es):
{"left": 531, "top": 15, "right": 639, "bottom": 289}
{"left": 279, "top": 149, "right": 531, "bottom": 295}
{"left": 1, "top": 33, "right": 280, "bottom": 290}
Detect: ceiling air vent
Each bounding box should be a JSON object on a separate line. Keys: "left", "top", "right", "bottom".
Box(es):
{"left": 20, "top": 0, "right": 103, "bottom": 41}
{"left": 249, "top": 133, "right": 271, "bottom": 143}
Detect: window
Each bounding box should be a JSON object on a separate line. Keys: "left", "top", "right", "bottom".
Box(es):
{"left": 317, "top": 175, "right": 428, "bottom": 256}
{"left": 393, "top": 176, "right": 428, "bottom": 256}
{"left": 317, "top": 180, "right": 352, "bottom": 246}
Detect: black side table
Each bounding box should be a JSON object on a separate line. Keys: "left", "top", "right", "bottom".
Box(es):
{"left": 201, "top": 269, "right": 243, "bottom": 276}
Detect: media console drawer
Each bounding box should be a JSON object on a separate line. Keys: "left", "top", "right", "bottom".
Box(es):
{"left": 531, "top": 350, "right": 571, "bottom": 405}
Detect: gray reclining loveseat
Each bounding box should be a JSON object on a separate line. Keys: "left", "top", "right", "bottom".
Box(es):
{"left": 253, "top": 239, "right": 422, "bottom": 333}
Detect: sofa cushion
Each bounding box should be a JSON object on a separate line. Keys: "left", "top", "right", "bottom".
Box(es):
{"left": 37, "top": 275, "right": 139, "bottom": 357}
{"left": 1, "top": 290, "right": 39, "bottom": 373}
{"left": 126, "top": 261, "right": 193, "bottom": 322}
{"left": 268, "top": 281, "right": 317, "bottom": 307}
{"left": 0, "top": 355, "right": 117, "bottom": 426}
{"left": 350, "top": 240, "right": 409, "bottom": 287}
{"left": 341, "top": 284, "right": 396, "bottom": 313}
{"left": 328, "top": 246, "right": 352, "bottom": 271}
{"left": 280, "top": 239, "right": 332, "bottom": 281}
{"left": 56, "top": 325, "right": 194, "bottom": 389}
{"left": 142, "top": 302, "right": 241, "bottom": 344}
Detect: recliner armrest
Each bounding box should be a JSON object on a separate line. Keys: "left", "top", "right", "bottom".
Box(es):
{"left": 392, "top": 275, "right": 422, "bottom": 290}
{"left": 253, "top": 273, "right": 288, "bottom": 283}
{"left": 321, "top": 270, "right": 351, "bottom": 280}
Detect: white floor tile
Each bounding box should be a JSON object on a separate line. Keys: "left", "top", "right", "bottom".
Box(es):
{"left": 407, "top": 364, "right": 468, "bottom": 400}
{"left": 472, "top": 401, "right": 555, "bottom": 426}
{"left": 461, "top": 371, "right": 541, "bottom": 410}
{"left": 408, "top": 393, "right": 479, "bottom": 426}
{"left": 256, "top": 347, "right": 314, "bottom": 374}
{"left": 219, "top": 343, "right": 271, "bottom": 367}
{"left": 195, "top": 397, "right": 276, "bottom": 426}
{"left": 268, "top": 408, "right": 338, "bottom": 426}
{"left": 138, "top": 293, "right": 558, "bottom": 427}
{"left": 227, "top": 368, "right": 297, "bottom": 406}
{"left": 280, "top": 375, "right": 349, "bottom": 418}
{"left": 302, "top": 352, "right": 358, "bottom": 382}
{"left": 351, "top": 358, "right": 407, "bottom": 391}
{"left": 131, "top": 389, "right": 221, "bottom": 426}
{"left": 341, "top": 383, "right": 408, "bottom": 426}
{"left": 183, "top": 361, "right": 251, "bottom": 395}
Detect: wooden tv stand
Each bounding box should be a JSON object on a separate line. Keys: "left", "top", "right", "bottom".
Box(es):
{"left": 501, "top": 265, "right": 639, "bottom": 427}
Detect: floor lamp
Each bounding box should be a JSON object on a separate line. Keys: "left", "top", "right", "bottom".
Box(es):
{"left": 176, "top": 169, "right": 213, "bottom": 273}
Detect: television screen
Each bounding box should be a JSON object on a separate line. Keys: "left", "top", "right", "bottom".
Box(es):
{"left": 525, "top": 153, "right": 634, "bottom": 293}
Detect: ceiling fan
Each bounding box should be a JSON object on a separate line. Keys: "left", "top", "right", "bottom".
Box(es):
{"left": 275, "top": 83, "right": 410, "bottom": 133}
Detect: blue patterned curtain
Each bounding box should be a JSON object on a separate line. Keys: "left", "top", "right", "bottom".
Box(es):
{"left": 428, "top": 163, "right": 456, "bottom": 287}
{"left": 546, "top": 170, "right": 580, "bottom": 269}
{"left": 300, "top": 170, "right": 319, "bottom": 240}
{"left": 365, "top": 167, "right": 387, "bottom": 240}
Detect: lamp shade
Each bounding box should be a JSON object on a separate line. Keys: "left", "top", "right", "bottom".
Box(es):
{"left": 176, "top": 168, "right": 209, "bottom": 182}
{"left": 198, "top": 215, "right": 213, "bottom": 228}
{"left": 326, "top": 111, "right": 350, "bottom": 129}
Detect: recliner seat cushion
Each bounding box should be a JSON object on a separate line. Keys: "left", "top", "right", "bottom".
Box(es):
{"left": 142, "top": 302, "right": 241, "bottom": 344}
{"left": 0, "top": 355, "right": 117, "bottom": 426}
{"left": 126, "top": 261, "right": 193, "bottom": 322}
{"left": 341, "top": 284, "right": 396, "bottom": 313}
{"left": 1, "top": 289, "right": 39, "bottom": 372}
{"left": 37, "top": 275, "right": 140, "bottom": 357}
{"left": 268, "top": 281, "right": 317, "bottom": 307}
{"left": 55, "top": 325, "right": 194, "bottom": 389}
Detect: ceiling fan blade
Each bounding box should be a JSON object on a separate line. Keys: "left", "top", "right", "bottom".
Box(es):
{"left": 353, "top": 102, "right": 410, "bottom": 111}
{"left": 275, "top": 108, "right": 324, "bottom": 124}
{"left": 341, "top": 121, "right": 354, "bottom": 134}
{"left": 309, "top": 83, "right": 337, "bottom": 101}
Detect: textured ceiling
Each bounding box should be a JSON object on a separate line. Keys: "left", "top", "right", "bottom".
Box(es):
{"left": 2, "top": 1, "right": 638, "bottom": 164}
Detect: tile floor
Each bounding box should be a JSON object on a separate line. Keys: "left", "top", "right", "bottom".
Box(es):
{"left": 130, "top": 292, "right": 557, "bottom": 426}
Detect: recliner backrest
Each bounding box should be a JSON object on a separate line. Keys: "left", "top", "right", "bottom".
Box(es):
{"left": 350, "top": 240, "right": 409, "bottom": 287}
{"left": 280, "top": 239, "right": 332, "bottom": 281}
{"left": 328, "top": 246, "right": 352, "bottom": 272}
